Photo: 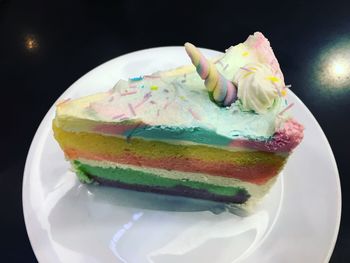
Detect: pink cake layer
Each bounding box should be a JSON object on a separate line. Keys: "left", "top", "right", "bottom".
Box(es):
{"left": 65, "top": 148, "right": 285, "bottom": 185}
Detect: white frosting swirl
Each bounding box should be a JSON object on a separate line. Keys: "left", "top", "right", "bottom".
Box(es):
{"left": 233, "top": 63, "right": 285, "bottom": 114}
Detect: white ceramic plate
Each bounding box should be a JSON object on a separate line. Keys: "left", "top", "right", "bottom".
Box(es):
{"left": 23, "top": 47, "right": 341, "bottom": 263}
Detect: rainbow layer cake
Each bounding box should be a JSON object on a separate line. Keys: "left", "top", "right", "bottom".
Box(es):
{"left": 53, "top": 32, "right": 304, "bottom": 211}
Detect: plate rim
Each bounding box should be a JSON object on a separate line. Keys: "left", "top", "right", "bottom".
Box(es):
{"left": 22, "top": 46, "right": 342, "bottom": 262}
{"left": 286, "top": 87, "right": 342, "bottom": 263}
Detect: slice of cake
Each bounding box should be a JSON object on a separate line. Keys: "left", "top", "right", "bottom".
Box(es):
{"left": 53, "top": 32, "right": 304, "bottom": 212}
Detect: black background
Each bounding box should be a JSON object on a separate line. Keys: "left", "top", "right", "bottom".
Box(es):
{"left": 1, "top": 0, "right": 349, "bottom": 262}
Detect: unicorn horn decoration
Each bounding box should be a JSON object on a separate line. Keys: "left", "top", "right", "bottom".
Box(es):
{"left": 184, "top": 42, "right": 237, "bottom": 106}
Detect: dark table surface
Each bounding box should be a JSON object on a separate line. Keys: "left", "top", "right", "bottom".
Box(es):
{"left": 1, "top": 0, "right": 349, "bottom": 262}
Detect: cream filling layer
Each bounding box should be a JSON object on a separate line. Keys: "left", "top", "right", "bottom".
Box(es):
{"left": 73, "top": 158, "right": 279, "bottom": 202}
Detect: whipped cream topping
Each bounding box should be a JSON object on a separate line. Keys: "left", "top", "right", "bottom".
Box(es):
{"left": 234, "top": 63, "right": 285, "bottom": 114}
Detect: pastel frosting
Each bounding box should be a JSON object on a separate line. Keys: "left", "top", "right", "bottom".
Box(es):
{"left": 55, "top": 32, "right": 302, "bottom": 153}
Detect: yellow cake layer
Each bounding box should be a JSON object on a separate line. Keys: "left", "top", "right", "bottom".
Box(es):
{"left": 53, "top": 122, "right": 286, "bottom": 166}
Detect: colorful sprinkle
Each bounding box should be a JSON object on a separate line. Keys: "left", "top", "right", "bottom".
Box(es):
{"left": 121, "top": 90, "right": 138, "bottom": 96}
{"left": 135, "top": 92, "right": 152, "bottom": 108}
{"left": 279, "top": 103, "right": 295, "bottom": 116}
{"left": 144, "top": 75, "right": 160, "bottom": 79}
{"left": 266, "top": 76, "right": 280, "bottom": 83}
{"left": 188, "top": 108, "right": 201, "bottom": 120}
{"left": 150, "top": 85, "right": 159, "bottom": 91}
{"left": 144, "top": 92, "right": 152, "bottom": 99}
{"left": 240, "top": 67, "right": 253, "bottom": 72}
{"left": 129, "top": 76, "right": 143, "bottom": 81}
{"left": 112, "top": 113, "right": 125, "bottom": 120}
{"left": 242, "top": 51, "right": 249, "bottom": 57}
{"left": 128, "top": 103, "right": 136, "bottom": 116}
{"left": 243, "top": 72, "right": 254, "bottom": 78}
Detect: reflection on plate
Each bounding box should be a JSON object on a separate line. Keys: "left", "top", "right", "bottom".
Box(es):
{"left": 23, "top": 47, "right": 341, "bottom": 263}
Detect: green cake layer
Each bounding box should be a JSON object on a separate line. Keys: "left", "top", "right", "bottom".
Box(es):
{"left": 73, "top": 160, "right": 250, "bottom": 203}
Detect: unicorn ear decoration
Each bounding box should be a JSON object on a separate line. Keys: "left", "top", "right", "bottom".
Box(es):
{"left": 185, "top": 42, "right": 287, "bottom": 114}
{"left": 184, "top": 42, "right": 238, "bottom": 107}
